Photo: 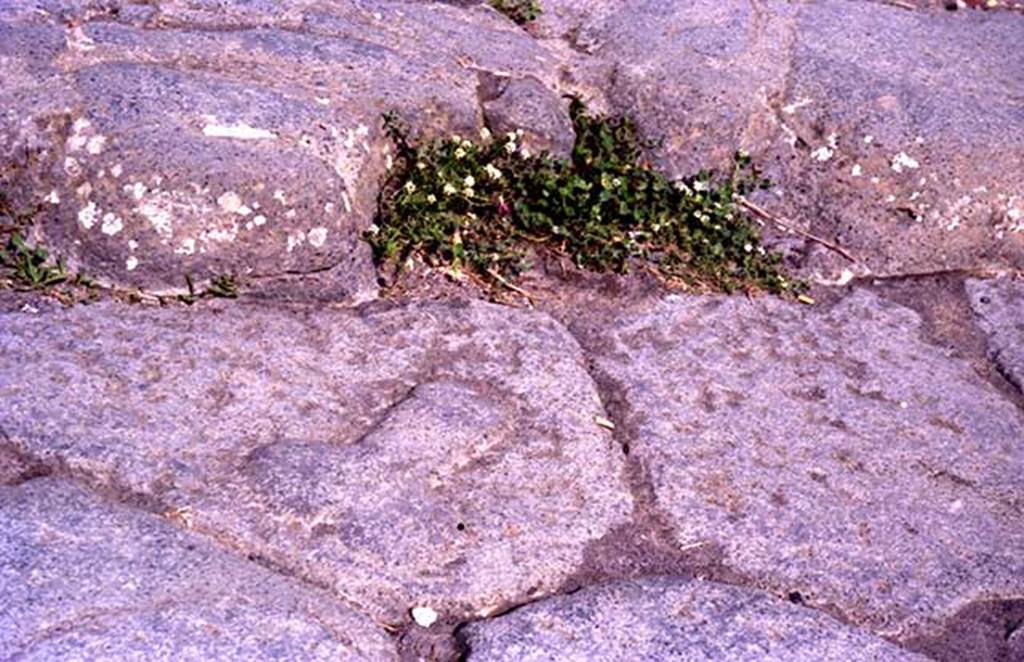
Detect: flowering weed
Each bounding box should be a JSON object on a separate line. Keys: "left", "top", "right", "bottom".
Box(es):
{"left": 489, "top": 0, "right": 542, "bottom": 24}
{"left": 368, "top": 99, "right": 797, "bottom": 296}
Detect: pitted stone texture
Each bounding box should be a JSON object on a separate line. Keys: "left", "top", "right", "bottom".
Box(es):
{"left": 577, "top": 289, "right": 1024, "bottom": 646}
{"left": 0, "top": 0, "right": 569, "bottom": 297}
{"left": 967, "top": 277, "right": 1024, "bottom": 393}
{"left": 0, "top": 299, "right": 632, "bottom": 623}
{"left": 0, "top": 478, "right": 395, "bottom": 660}
{"left": 566, "top": 0, "right": 1024, "bottom": 277}
{"left": 460, "top": 577, "right": 925, "bottom": 661}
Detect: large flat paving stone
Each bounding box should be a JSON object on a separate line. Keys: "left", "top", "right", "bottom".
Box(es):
{"left": 576, "top": 288, "right": 1024, "bottom": 648}
{"left": 0, "top": 299, "right": 633, "bottom": 624}
{"left": 460, "top": 576, "right": 925, "bottom": 661}
{"left": 0, "top": 477, "right": 396, "bottom": 660}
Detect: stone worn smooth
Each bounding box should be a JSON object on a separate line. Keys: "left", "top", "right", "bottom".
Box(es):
{"left": 552, "top": 0, "right": 1024, "bottom": 278}
{"left": 0, "top": 0, "right": 567, "bottom": 297}
{"left": 967, "top": 276, "right": 1024, "bottom": 393}
{"left": 460, "top": 577, "right": 927, "bottom": 661}
{"left": 0, "top": 299, "right": 633, "bottom": 624}
{"left": 0, "top": 477, "right": 396, "bottom": 660}
{"left": 576, "top": 288, "right": 1024, "bottom": 647}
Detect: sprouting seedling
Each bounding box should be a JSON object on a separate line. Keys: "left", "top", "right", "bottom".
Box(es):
{"left": 0, "top": 233, "right": 68, "bottom": 289}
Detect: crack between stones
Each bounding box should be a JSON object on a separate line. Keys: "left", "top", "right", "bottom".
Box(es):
{"left": 533, "top": 321, "right": 940, "bottom": 658}
{"left": 860, "top": 269, "right": 1024, "bottom": 413}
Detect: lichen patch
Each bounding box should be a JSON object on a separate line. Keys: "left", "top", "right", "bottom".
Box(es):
{"left": 77, "top": 202, "right": 99, "bottom": 230}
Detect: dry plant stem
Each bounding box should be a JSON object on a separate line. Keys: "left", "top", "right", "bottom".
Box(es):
{"left": 736, "top": 196, "right": 858, "bottom": 263}
{"left": 486, "top": 267, "right": 536, "bottom": 304}
{"left": 881, "top": 0, "right": 917, "bottom": 10}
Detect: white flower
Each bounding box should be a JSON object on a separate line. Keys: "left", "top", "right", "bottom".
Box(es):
{"left": 404, "top": 181, "right": 417, "bottom": 194}
{"left": 455, "top": 147, "right": 466, "bottom": 160}
{"left": 463, "top": 175, "right": 476, "bottom": 187}
{"left": 484, "top": 164, "right": 503, "bottom": 180}
{"left": 519, "top": 148, "right": 531, "bottom": 159}
{"left": 479, "top": 127, "right": 492, "bottom": 141}
{"left": 443, "top": 183, "right": 457, "bottom": 196}
{"left": 463, "top": 187, "right": 474, "bottom": 197}
{"left": 611, "top": 177, "right": 622, "bottom": 187}
{"left": 506, "top": 131, "right": 517, "bottom": 142}
{"left": 516, "top": 128, "right": 524, "bottom": 138}
{"left": 462, "top": 139, "right": 474, "bottom": 149}
{"left": 504, "top": 141, "right": 517, "bottom": 154}
{"left": 367, "top": 223, "right": 380, "bottom": 235}
{"left": 744, "top": 243, "right": 753, "bottom": 252}
{"left": 451, "top": 134, "right": 461, "bottom": 144}
{"left": 693, "top": 180, "right": 709, "bottom": 192}
{"left": 427, "top": 194, "right": 437, "bottom": 203}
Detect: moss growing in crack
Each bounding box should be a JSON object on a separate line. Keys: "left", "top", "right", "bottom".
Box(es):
{"left": 489, "top": 0, "right": 542, "bottom": 24}
{"left": 367, "top": 99, "right": 798, "bottom": 296}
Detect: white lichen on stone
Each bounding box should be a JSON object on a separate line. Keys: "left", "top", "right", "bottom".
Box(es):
{"left": 86, "top": 135, "right": 107, "bottom": 155}
{"left": 890, "top": 152, "right": 920, "bottom": 173}
{"left": 45, "top": 190, "right": 61, "bottom": 205}
{"left": 139, "top": 197, "right": 174, "bottom": 238}
{"left": 77, "top": 202, "right": 99, "bottom": 230}
{"left": 111, "top": 163, "right": 123, "bottom": 178}
{"left": 851, "top": 165, "right": 863, "bottom": 177}
{"left": 125, "top": 255, "right": 138, "bottom": 271}
{"left": 64, "top": 157, "right": 82, "bottom": 177}
{"left": 125, "top": 182, "right": 148, "bottom": 201}
{"left": 287, "top": 231, "right": 306, "bottom": 252}
{"left": 175, "top": 238, "right": 197, "bottom": 255}
{"left": 308, "top": 227, "right": 328, "bottom": 248}
{"left": 273, "top": 190, "right": 288, "bottom": 205}
{"left": 811, "top": 146, "right": 834, "bottom": 162}
{"left": 202, "top": 225, "right": 239, "bottom": 243}
{"left": 101, "top": 212, "right": 124, "bottom": 236}
{"left": 67, "top": 118, "right": 92, "bottom": 152}
{"left": 217, "top": 192, "right": 244, "bottom": 214}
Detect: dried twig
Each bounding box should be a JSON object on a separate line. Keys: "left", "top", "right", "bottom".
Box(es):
{"left": 486, "top": 267, "right": 536, "bottom": 304}
{"left": 881, "top": 0, "right": 917, "bottom": 10}
{"left": 736, "top": 196, "right": 858, "bottom": 263}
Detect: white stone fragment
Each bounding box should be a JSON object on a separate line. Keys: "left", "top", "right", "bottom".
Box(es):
{"left": 203, "top": 123, "right": 276, "bottom": 140}
{"left": 411, "top": 606, "right": 438, "bottom": 628}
